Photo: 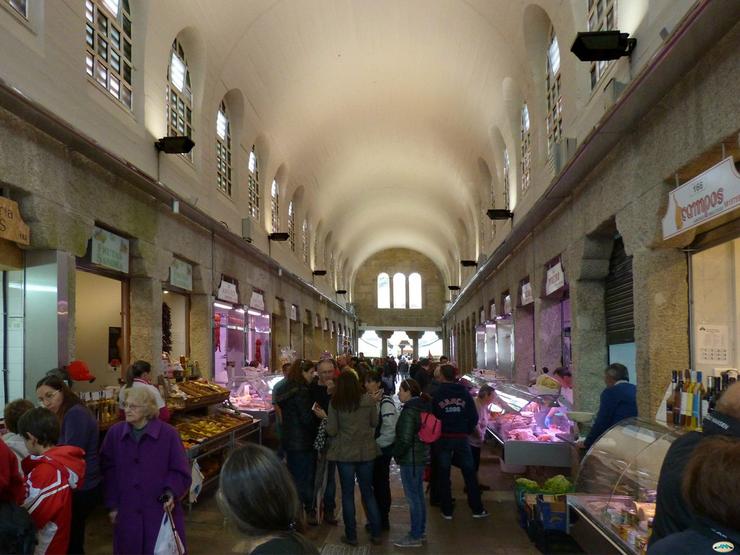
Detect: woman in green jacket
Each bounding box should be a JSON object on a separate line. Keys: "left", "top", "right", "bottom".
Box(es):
{"left": 393, "top": 379, "right": 430, "bottom": 548}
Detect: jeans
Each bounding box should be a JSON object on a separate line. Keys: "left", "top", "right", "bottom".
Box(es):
{"left": 435, "top": 438, "right": 483, "bottom": 515}
{"left": 68, "top": 483, "right": 103, "bottom": 554}
{"left": 324, "top": 460, "right": 337, "bottom": 514}
{"left": 372, "top": 448, "right": 393, "bottom": 526}
{"left": 471, "top": 444, "right": 481, "bottom": 473}
{"left": 428, "top": 444, "right": 440, "bottom": 504}
{"left": 337, "top": 460, "right": 382, "bottom": 541}
{"left": 400, "top": 465, "right": 426, "bottom": 540}
{"left": 286, "top": 450, "right": 316, "bottom": 511}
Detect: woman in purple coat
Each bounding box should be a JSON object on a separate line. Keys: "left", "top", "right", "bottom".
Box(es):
{"left": 101, "top": 387, "right": 191, "bottom": 554}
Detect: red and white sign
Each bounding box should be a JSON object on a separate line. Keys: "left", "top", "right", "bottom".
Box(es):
{"left": 545, "top": 262, "right": 565, "bottom": 296}
{"left": 662, "top": 157, "right": 740, "bottom": 239}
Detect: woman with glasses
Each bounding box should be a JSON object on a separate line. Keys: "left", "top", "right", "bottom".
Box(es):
{"left": 100, "top": 387, "right": 191, "bottom": 555}
{"left": 36, "top": 375, "right": 102, "bottom": 554}
{"left": 273, "top": 359, "right": 321, "bottom": 525}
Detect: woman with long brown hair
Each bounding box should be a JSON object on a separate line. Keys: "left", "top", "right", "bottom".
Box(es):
{"left": 326, "top": 371, "right": 382, "bottom": 547}
{"left": 36, "top": 375, "right": 102, "bottom": 554}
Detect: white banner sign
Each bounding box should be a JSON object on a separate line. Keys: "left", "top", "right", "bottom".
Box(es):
{"left": 503, "top": 294, "right": 512, "bottom": 315}
{"left": 480, "top": 309, "right": 485, "bottom": 324}
{"left": 521, "top": 282, "right": 533, "bottom": 306}
{"left": 662, "top": 157, "right": 740, "bottom": 239}
{"left": 169, "top": 259, "right": 193, "bottom": 291}
{"left": 545, "top": 262, "right": 565, "bottom": 296}
{"left": 489, "top": 303, "right": 496, "bottom": 320}
{"left": 290, "top": 304, "right": 298, "bottom": 321}
{"left": 91, "top": 227, "right": 129, "bottom": 273}
{"left": 249, "top": 290, "right": 265, "bottom": 311}
{"left": 217, "top": 279, "right": 239, "bottom": 304}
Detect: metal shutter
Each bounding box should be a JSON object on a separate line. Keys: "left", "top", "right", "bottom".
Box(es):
{"left": 605, "top": 236, "right": 634, "bottom": 344}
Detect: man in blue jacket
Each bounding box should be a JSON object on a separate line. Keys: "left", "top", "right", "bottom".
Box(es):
{"left": 580, "top": 363, "right": 638, "bottom": 449}
{"left": 432, "top": 364, "right": 489, "bottom": 520}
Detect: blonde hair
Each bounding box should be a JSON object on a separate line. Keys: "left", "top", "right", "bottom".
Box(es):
{"left": 123, "top": 387, "right": 159, "bottom": 419}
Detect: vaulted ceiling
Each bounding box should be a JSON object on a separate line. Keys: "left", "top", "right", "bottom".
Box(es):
{"left": 145, "top": 0, "right": 580, "bottom": 286}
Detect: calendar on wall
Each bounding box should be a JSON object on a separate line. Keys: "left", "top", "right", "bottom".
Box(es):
{"left": 696, "top": 324, "right": 729, "bottom": 365}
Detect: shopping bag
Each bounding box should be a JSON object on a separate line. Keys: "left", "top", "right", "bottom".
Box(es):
{"left": 153, "top": 509, "right": 185, "bottom": 555}
{"left": 190, "top": 460, "right": 204, "bottom": 504}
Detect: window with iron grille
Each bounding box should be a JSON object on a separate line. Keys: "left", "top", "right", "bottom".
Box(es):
{"left": 587, "top": 0, "right": 617, "bottom": 89}
{"left": 287, "top": 201, "right": 295, "bottom": 251}
{"left": 248, "top": 146, "right": 260, "bottom": 220}
{"left": 271, "top": 179, "right": 280, "bottom": 232}
{"left": 546, "top": 26, "right": 563, "bottom": 149}
{"left": 215, "top": 101, "right": 232, "bottom": 196}
{"left": 5, "top": 0, "right": 27, "bottom": 18}
{"left": 520, "top": 104, "right": 531, "bottom": 194}
{"left": 503, "top": 148, "right": 510, "bottom": 210}
{"left": 302, "top": 220, "right": 309, "bottom": 263}
{"left": 85, "top": 0, "right": 133, "bottom": 110}
{"left": 166, "top": 39, "right": 193, "bottom": 160}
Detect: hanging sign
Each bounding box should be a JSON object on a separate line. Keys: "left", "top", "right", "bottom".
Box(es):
{"left": 480, "top": 309, "right": 485, "bottom": 324}
{"left": 503, "top": 294, "right": 512, "bottom": 314}
{"left": 314, "top": 313, "right": 321, "bottom": 328}
{"left": 249, "top": 290, "right": 265, "bottom": 311}
{"left": 521, "top": 282, "right": 534, "bottom": 306}
{"left": 545, "top": 262, "right": 565, "bottom": 296}
{"left": 91, "top": 226, "right": 129, "bottom": 273}
{"left": 290, "top": 304, "right": 298, "bottom": 321}
{"left": 489, "top": 303, "right": 497, "bottom": 320}
{"left": 662, "top": 157, "right": 740, "bottom": 239}
{"left": 169, "top": 259, "right": 193, "bottom": 291}
{"left": 323, "top": 318, "right": 329, "bottom": 331}
{"left": 217, "top": 278, "right": 239, "bottom": 304}
{"left": 0, "top": 197, "right": 30, "bottom": 245}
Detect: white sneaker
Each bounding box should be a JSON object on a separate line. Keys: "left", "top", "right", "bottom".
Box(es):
{"left": 472, "top": 509, "right": 490, "bottom": 519}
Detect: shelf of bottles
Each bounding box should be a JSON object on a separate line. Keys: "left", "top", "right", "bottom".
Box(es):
{"left": 80, "top": 390, "right": 119, "bottom": 430}
{"left": 663, "top": 368, "right": 738, "bottom": 431}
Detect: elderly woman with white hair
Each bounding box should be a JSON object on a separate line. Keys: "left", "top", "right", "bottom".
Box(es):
{"left": 100, "top": 387, "right": 191, "bottom": 555}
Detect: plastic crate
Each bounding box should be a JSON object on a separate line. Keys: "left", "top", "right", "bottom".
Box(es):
{"left": 536, "top": 495, "right": 568, "bottom": 532}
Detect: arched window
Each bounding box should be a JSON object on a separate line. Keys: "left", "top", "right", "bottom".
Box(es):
{"left": 520, "top": 104, "right": 531, "bottom": 194}
{"left": 393, "top": 272, "right": 407, "bottom": 309}
{"left": 587, "top": 0, "right": 617, "bottom": 88}
{"left": 302, "top": 220, "right": 309, "bottom": 264}
{"left": 377, "top": 273, "right": 390, "bottom": 309}
{"left": 503, "top": 148, "right": 510, "bottom": 210}
{"left": 85, "top": 0, "right": 133, "bottom": 109}
{"left": 216, "top": 101, "right": 232, "bottom": 195}
{"left": 287, "top": 201, "right": 295, "bottom": 251}
{"left": 167, "top": 39, "right": 193, "bottom": 160}
{"left": 271, "top": 179, "right": 280, "bottom": 232}
{"left": 409, "top": 273, "right": 422, "bottom": 309}
{"left": 248, "top": 146, "right": 260, "bottom": 219}
{"left": 546, "top": 27, "right": 562, "bottom": 150}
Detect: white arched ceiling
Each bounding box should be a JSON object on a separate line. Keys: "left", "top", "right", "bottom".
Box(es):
{"left": 143, "top": 0, "right": 577, "bottom": 282}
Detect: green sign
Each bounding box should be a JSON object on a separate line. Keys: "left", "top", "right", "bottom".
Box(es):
{"left": 91, "top": 227, "right": 129, "bottom": 273}
{"left": 169, "top": 258, "right": 193, "bottom": 291}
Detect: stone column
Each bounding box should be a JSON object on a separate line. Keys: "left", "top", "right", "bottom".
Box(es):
{"left": 377, "top": 330, "right": 393, "bottom": 358}
{"left": 406, "top": 331, "right": 424, "bottom": 359}
{"left": 189, "top": 293, "right": 213, "bottom": 378}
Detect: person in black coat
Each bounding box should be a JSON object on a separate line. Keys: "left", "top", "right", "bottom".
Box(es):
{"left": 650, "top": 382, "right": 740, "bottom": 546}
{"left": 648, "top": 435, "right": 740, "bottom": 554}
{"left": 275, "top": 359, "right": 320, "bottom": 524}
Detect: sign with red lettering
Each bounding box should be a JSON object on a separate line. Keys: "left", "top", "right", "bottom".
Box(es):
{"left": 662, "top": 157, "right": 740, "bottom": 239}
{"left": 0, "top": 197, "right": 30, "bottom": 246}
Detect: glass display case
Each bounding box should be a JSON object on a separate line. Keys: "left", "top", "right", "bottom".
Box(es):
{"left": 226, "top": 368, "right": 282, "bottom": 426}
{"left": 486, "top": 383, "right": 575, "bottom": 467}
{"left": 568, "top": 418, "right": 680, "bottom": 555}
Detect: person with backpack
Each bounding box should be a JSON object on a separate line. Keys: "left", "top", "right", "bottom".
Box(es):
{"left": 365, "top": 370, "right": 398, "bottom": 531}
{"left": 393, "top": 379, "right": 432, "bottom": 548}
{"left": 431, "top": 364, "right": 489, "bottom": 520}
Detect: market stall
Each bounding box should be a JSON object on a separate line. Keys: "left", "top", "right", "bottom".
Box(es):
{"left": 226, "top": 368, "right": 282, "bottom": 426}
{"left": 567, "top": 418, "right": 679, "bottom": 555}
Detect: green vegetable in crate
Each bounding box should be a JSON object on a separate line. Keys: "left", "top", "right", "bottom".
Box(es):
{"left": 515, "top": 478, "right": 540, "bottom": 492}
{"left": 542, "top": 475, "right": 572, "bottom": 494}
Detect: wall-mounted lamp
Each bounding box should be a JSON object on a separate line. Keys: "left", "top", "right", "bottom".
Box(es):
{"left": 172, "top": 199, "right": 180, "bottom": 214}
{"left": 336, "top": 289, "right": 347, "bottom": 295}
{"left": 460, "top": 260, "right": 478, "bottom": 267}
{"left": 312, "top": 270, "right": 327, "bottom": 276}
{"left": 155, "top": 136, "right": 195, "bottom": 154}
{"left": 487, "top": 209, "right": 514, "bottom": 220}
{"left": 448, "top": 285, "right": 461, "bottom": 291}
{"left": 268, "top": 232, "right": 290, "bottom": 241}
{"left": 570, "top": 31, "right": 636, "bottom": 62}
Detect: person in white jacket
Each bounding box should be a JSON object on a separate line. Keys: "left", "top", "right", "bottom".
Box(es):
{"left": 365, "top": 370, "right": 399, "bottom": 530}
{"left": 2, "top": 399, "right": 34, "bottom": 470}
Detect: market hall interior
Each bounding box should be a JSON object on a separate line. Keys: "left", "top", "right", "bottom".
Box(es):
{"left": 1, "top": 0, "right": 739, "bottom": 554}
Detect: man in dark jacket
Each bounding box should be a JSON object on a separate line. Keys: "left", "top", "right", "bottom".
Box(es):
{"left": 649, "top": 382, "right": 740, "bottom": 546}
{"left": 431, "top": 364, "right": 488, "bottom": 519}
{"left": 581, "top": 363, "right": 638, "bottom": 449}
{"left": 414, "top": 358, "right": 433, "bottom": 393}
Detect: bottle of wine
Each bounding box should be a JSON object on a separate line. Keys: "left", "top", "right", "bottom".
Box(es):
{"left": 692, "top": 370, "right": 703, "bottom": 429}
{"left": 673, "top": 373, "right": 684, "bottom": 426}
{"left": 680, "top": 369, "right": 692, "bottom": 428}
{"left": 666, "top": 370, "right": 677, "bottom": 426}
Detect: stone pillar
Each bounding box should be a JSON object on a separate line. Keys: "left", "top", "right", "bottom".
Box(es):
{"left": 406, "top": 331, "right": 424, "bottom": 359}
{"left": 377, "top": 330, "right": 393, "bottom": 358}
{"left": 189, "top": 294, "right": 213, "bottom": 378}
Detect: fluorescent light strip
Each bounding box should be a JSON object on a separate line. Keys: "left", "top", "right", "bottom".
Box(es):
{"left": 213, "top": 301, "right": 233, "bottom": 310}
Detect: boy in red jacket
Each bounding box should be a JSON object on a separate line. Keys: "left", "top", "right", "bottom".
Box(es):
{"left": 18, "top": 407, "right": 86, "bottom": 555}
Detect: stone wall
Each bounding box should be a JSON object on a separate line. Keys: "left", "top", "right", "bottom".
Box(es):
{"left": 352, "top": 248, "right": 445, "bottom": 328}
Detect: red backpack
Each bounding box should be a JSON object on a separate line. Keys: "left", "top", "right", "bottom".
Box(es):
{"left": 418, "top": 411, "right": 442, "bottom": 443}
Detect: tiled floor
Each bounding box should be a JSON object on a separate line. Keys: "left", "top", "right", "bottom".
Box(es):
{"left": 86, "top": 445, "right": 542, "bottom": 554}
